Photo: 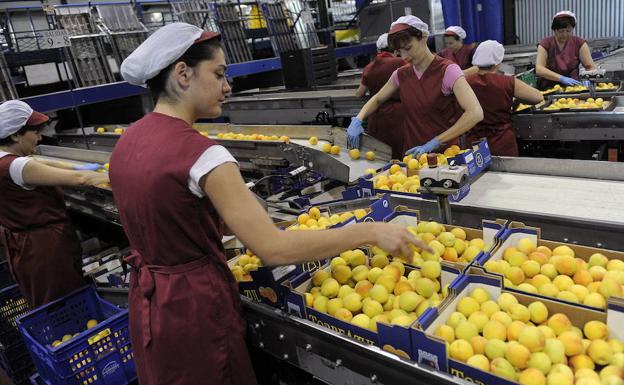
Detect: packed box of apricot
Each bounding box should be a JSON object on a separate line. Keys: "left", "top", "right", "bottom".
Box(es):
{"left": 369, "top": 206, "right": 507, "bottom": 270}
{"left": 228, "top": 250, "right": 318, "bottom": 307}
{"left": 228, "top": 200, "right": 394, "bottom": 307}
{"left": 283, "top": 249, "right": 462, "bottom": 357}
{"left": 412, "top": 266, "right": 624, "bottom": 385}
{"left": 474, "top": 222, "right": 624, "bottom": 311}
{"left": 357, "top": 139, "right": 491, "bottom": 202}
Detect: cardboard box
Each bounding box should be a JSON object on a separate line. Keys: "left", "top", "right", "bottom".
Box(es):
{"left": 228, "top": 253, "right": 325, "bottom": 307}
{"left": 358, "top": 162, "right": 471, "bottom": 203}
{"left": 357, "top": 138, "right": 491, "bottom": 203}
{"left": 456, "top": 138, "right": 491, "bottom": 178}
{"left": 286, "top": 194, "right": 395, "bottom": 230}
{"left": 474, "top": 221, "right": 624, "bottom": 310}
{"left": 230, "top": 197, "right": 395, "bottom": 307}
{"left": 368, "top": 206, "right": 507, "bottom": 270}
{"left": 283, "top": 251, "right": 463, "bottom": 358}
{"left": 412, "top": 266, "right": 624, "bottom": 385}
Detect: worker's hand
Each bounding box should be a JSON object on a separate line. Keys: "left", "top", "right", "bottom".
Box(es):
{"left": 74, "top": 163, "right": 104, "bottom": 171}
{"left": 405, "top": 138, "right": 441, "bottom": 158}
{"left": 559, "top": 76, "right": 582, "bottom": 86}
{"left": 347, "top": 117, "right": 364, "bottom": 149}
{"left": 88, "top": 172, "right": 110, "bottom": 187}
{"left": 371, "top": 223, "right": 433, "bottom": 259}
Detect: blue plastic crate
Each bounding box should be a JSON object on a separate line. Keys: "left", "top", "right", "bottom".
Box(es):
{"left": 17, "top": 286, "right": 135, "bottom": 385}
{"left": 30, "top": 373, "right": 47, "bottom": 385}
{"left": 0, "top": 284, "right": 30, "bottom": 348}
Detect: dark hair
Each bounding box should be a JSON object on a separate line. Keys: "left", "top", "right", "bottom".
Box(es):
{"left": 551, "top": 16, "right": 575, "bottom": 30}
{"left": 478, "top": 65, "right": 496, "bottom": 71}
{"left": 146, "top": 38, "right": 223, "bottom": 99}
{"left": 444, "top": 34, "right": 461, "bottom": 41}
{"left": 0, "top": 123, "right": 46, "bottom": 146}
{"left": 388, "top": 27, "right": 424, "bottom": 51}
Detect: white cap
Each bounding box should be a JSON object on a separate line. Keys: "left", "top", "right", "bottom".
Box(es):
{"left": 472, "top": 40, "right": 505, "bottom": 67}
{"left": 444, "top": 26, "right": 466, "bottom": 40}
{"left": 389, "top": 15, "right": 429, "bottom": 36}
{"left": 0, "top": 100, "right": 49, "bottom": 139}
{"left": 553, "top": 10, "right": 576, "bottom": 21}
{"left": 376, "top": 33, "right": 389, "bottom": 50}
{"left": 121, "top": 22, "right": 220, "bottom": 87}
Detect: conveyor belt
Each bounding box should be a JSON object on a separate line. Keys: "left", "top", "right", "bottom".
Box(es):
{"left": 289, "top": 139, "right": 386, "bottom": 182}
{"left": 513, "top": 95, "right": 624, "bottom": 141}
{"left": 228, "top": 88, "right": 357, "bottom": 101}
{"left": 459, "top": 172, "right": 624, "bottom": 225}
{"left": 222, "top": 89, "right": 363, "bottom": 124}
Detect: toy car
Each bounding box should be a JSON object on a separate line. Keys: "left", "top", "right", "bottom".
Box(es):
{"left": 419, "top": 154, "right": 469, "bottom": 190}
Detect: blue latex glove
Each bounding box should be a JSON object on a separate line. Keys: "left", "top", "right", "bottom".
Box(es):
{"left": 405, "top": 138, "right": 442, "bottom": 158}
{"left": 347, "top": 117, "right": 364, "bottom": 149}
{"left": 74, "top": 163, "right": 103, "bottom": 171}
{"left": 559, "top": 76, "right": 582, "bottom": 86}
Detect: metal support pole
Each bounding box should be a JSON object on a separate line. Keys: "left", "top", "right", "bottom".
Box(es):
{"left": 436, "top": 194, "right": 453, "bottom": 224}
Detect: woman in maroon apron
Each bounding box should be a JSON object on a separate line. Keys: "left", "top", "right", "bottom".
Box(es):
{"left": 536, "top": 11, "right": 597, "bottom": 90}
{"left": 0, "top": 100, "right": 108, "bottom": 307}
{"left": 354, "top": 33, "right": 407, "bottom": 158}
{"left": 439, "top": 26, "right": 476, "bottom": 72}
{"left": 466, "top": 41, "right": 544, "bottom": 156}
{"left": 112, "top": 22, "right": 429, "bottom": 385}
{"left": 348, "top": 16, "right": 483, "bottom": 157}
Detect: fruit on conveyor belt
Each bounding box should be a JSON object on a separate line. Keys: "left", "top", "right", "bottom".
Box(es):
{"left": 543, "top": 97, "right": 606, "bottom": 111}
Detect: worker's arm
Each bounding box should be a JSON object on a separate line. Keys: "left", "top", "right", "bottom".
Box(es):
{"left": 535, "top": 45, "right": 564, "bottom": 82}
{"left": 35, "top": 158, "right": 80, "bottom": 170}
{"left": 435, "top": 77, "right": 484, "bottom": 144}
{"left": 21, "top": 160, "right": 109, "bottom": 187}
{"left": 514, "top": 79, "right": 544, "bottom": 104}
{"left": 202, "top": 163, "right": 431, "bottom": 266}
{"left": 356, "top": 78, "right": 398, "bottom": 121}
{"left": 578, "top": 43, "right": 596, "bottom": 71}
{"left": 355, "top": 83, "right": 368, "bottom": 98}
{"left": 463, "top": 66, "right": 479, "bottom": 77}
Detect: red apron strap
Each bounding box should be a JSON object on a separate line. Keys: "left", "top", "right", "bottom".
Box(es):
{"left": 124, "top": 251, "right": 212, "bottom": 348}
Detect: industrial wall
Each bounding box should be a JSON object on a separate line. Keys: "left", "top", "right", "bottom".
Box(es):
{"left": 514, "top": 0, "right": 624, "bottom": 45}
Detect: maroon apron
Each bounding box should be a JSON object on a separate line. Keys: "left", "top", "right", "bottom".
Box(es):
{"left": 361, "top": 53, "right": 407, "bottom": 158}
{"left": 397, "top": 56, "right": 462, "bottom": 153}
{"left": 439, "top": 45, "right": 475, "bottom": 70}
{"left": 0, "top": 155, "right": 85, "bottom": 308}
{"left": 538, "top": 35, "right": 586, "bottom": 89}
{"left": 466, "top": 73, "right": 518, "bottom": 156}
{"left": 109, "top": 112, "right": 257, "bottom": 385}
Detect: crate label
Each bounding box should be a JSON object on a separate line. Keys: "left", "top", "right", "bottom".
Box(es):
{"left": 272, "top": 265, "right": 296, "bottom": 281}
{"left": 102, "top": 360, "right": 121, "bottom": 377}
{"left": 88, "top": 328, "right": 111, "bottom": 345}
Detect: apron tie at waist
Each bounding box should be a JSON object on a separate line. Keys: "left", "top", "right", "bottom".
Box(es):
{"left": 124, "top": 251, "right": 211, "bottom": 348}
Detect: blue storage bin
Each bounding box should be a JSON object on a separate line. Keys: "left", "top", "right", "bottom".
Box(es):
{"left": 17, "top": 286, "right": 135, "bottom": 385}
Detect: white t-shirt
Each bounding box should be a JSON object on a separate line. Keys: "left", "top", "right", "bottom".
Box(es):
{"left": 0, "top": 151, "right": 33, "bottom": 190}
{"left": 187, "top": 145, "right": 238, "bottom": 198}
